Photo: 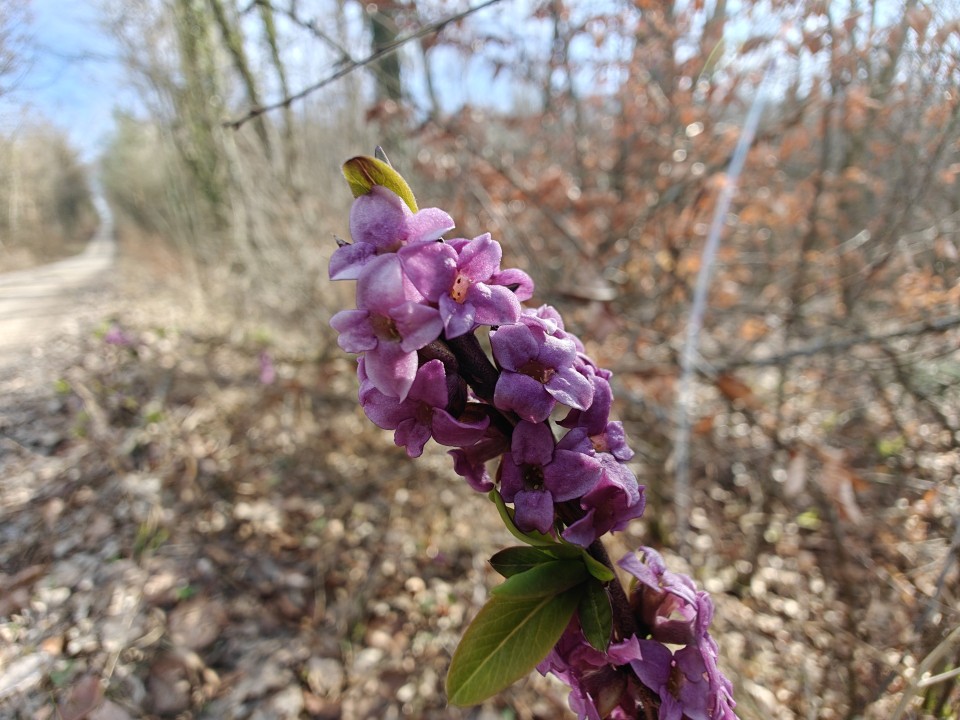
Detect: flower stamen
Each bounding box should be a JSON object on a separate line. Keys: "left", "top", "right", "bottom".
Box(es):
{"left": 451, "top": 272, "right": 470, "bottom": 303}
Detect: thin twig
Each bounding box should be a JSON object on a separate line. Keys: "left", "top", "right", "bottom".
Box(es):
{"left": 453, "top": 135, "right": 590, "bottom": 258}
{"left": 918, "top": 665, "right": 960, "bottom": 689}
{"left": 891, "top": 625, "right": 960, "bottom": 720}
{"left": 248, "top": 0, "right": 352, "bottom": 65}
{"left": 714, "top": 314, "right": 960, "bottom": 372}
{"left": 224, "top": 0, "right": 507, "bottom": 129}
{"left": 673, "top": 65, "right": 771, "bottom": 547}
{"left": 915, "top": 504, "right": 960, "bottom": 634}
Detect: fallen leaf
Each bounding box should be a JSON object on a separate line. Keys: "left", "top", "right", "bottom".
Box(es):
{"left": 715, "top": 373, "right": 760, "bottom": 409}
{"left": 693, "top": 415, "right": 715, "bottom": 436}
{"left": 168, "top": 597, "right": 227, "bottom": 651}
{"left": 89, "top": 700, "right": 133, "bottom": 720}
{"left": 57, "top": 674, "right": 103, "bottom": 720}
{"left": 816, "top": 447, "right": 864, "bottom": 524}
{"left": 41, "top": 635, "right": 64, "bottom": 656}
{"left": 147, "top": 653, "right": 192, "bottom": 715}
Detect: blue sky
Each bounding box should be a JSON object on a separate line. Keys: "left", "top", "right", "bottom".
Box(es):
{"left": 2, "top": 0, "right": 604, "bottom": 162}
{"left": 0, "top": 0, "right": 131, "bottom": 162}
{"left": 2, "top": 0, "right": 505, "bottom": 162}
{"left": 0, "top": 0, "right": 750, "bottom": 164}
{"left": 1, "top": 0, "right": 906, "bottom": 165}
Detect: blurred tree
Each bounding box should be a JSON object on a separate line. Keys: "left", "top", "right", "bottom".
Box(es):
{"left": 101, "top": 0, "right": 378, "bottom": 323}
{"left": 0, "top": 1, "right": 28, "bottom": 97}
{"left": 207, "top": 0, "right": 272, "bottom": 157}
{"left": 0, "top": 123, "right": 96, "bottom": 270}
{"left": 173, "top": 0, "right": 230, "bottom": 223}
{"left": 95, "top": 0, "right": 960, "bottom": 714}
{"left": 368, "top": 1, "right": 403, "bottom": 103}
{"left": 402, "top": 3, "right": 960, "bottom": 714}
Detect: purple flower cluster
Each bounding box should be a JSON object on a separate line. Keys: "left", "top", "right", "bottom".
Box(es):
{"left": 330, "top": 181, "right": 737, "bottom": 719}
{"left": 329, "top": 185, "right": 644, "bottom": 547}
{"left": 537, "top": 547, "right": 737, "bottom": 719}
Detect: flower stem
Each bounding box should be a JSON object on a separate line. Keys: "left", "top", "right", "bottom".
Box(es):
{"left": 587, "top": 539, "right": 637, "bottom": 641}
{"left": 446, "top": 332, "right": 501, "bottom": 403}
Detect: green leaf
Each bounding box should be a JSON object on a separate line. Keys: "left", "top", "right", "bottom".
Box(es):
{"left": 797, "top": 509, "right": 821, "bottom": 530}
{"left": 447, "top": 588, "right": 582, "bottom": 706}
{"left": 489, "top": 490, "right": 556, "bottom": 547}
{"left": 490, "top": 547, "right": 557, "bottom": 577}
{"left": 581, "top": 549, "right": 616, "bottom": 583}
{"left": 342, "top": 156, "right": 418, "bottom": 212}
{"left": 578, "top": 579, "right": 613, "bottom": 652}
{"left": 543, "top": 543, "right": 584, "bottom": 560}
{"left": 491, "top": 560, "right": 588, "bottom": 599}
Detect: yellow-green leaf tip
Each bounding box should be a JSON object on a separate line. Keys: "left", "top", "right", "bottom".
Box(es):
{"left": 342, "top": 155, "right": 418, "bottom": 212}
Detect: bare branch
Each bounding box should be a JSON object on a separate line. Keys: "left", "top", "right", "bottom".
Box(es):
{"left": 891, "top": 624, "right": 960, "bottom": 720}
{"left": 248, "top": 0, "right": 352, "bottom": 64}
{"left": 714, "top": 314, "right": 960, "bottom": 372}
{"left": 224, "top": 0, "right": 506, "bottom": 129}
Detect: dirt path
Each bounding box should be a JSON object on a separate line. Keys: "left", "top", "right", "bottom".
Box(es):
{"left": 0, "top": 198, "right": 115, "bottom": 373}
{"left": 0, "top": 199, "right": 116, "bottom": 411}
{"left": 0, "top": 196, "right": 118, "bottom": 479}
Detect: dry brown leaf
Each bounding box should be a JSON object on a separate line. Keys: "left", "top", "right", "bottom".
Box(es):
{"left": 714, "top": 373, "right": 760, "bottom": 409}
{"left": 906, "top": 5, "right": 933, "bottom": 36}
{"left": 0, "top": 564, "right": 47, "bottom": 616}
{"left": 693, "top": 415, "right": 715, "bottom": 436}
{"left": 739, "top": 317, "right": 768, "bottom": 342}
{"left": 168, "top": 597, "right": 227, "bottom": 651}
{"left": 56, "top": 675, "right": 103, "bottom": 720}
{"left": 817, "top": 447, "right": 864, "bottom": 524}
{"left": 147, "top": 653, "right": 193, "bottom": 715}
{"left": 40, "top": 635, "right": 64, "bottom": 656}
{"left": 1, "top": 563, "right": 47, "bottom": 592}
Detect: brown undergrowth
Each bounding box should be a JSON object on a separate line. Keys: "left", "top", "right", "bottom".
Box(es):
{"left": 0, "top": 271, "right": 957, "bottom": 718}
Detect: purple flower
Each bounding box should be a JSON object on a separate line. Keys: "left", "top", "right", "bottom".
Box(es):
{"left": 330, "top": 254, "right": 442, "bottom": 400}
{"left": 328, "top": 166, "right": 739, "bottom": 720}
{"left": 491, "top": 322, "right": 594, "bottom": 423}
{"left": 259, "top": 351, "right": 276, "bottom": 385}
{"left": 678, "top": 596, "right": 738, "bottom": 720}
{"left": 561, "top": 375, "right": 634, "bottom": 461}
{"left": 498, "top": 421, "right": 602, "bottom": 535}
{"left": 630, "top": 635, "right": 737, "bottom": 720}
{"left": 449, "top": 424, "right": 511, "bottom": 492}
{"left": 619, "top": 547, "right": 699, "bottom": 645}
{"left": 490, "top": 267, "right": 534, "bottom": 301}
{"left": 521, "top": 304, "right": 566, "bottom": 337}
{"left": 538, "top": 619, "right": 644, "bottom": 720}
{"left": 621, "top": 550, "right": 739, "bottom": 720}
{"left": 358, "top": 359, "right": 489, "bottom": 457}
{"left": 329, "top": 186, "right": 455, "bottom": 280}
{"left": 399, "top": 233, "right": 533, "bottom": 338}
{"left": 104, "top": 324, "right": 134, "bottom": 346}
{"left": 562, "top": 453, "right": 645, "bottom": 546}
{"left": 629, "top": 639, "right": 684, "bottom": 720}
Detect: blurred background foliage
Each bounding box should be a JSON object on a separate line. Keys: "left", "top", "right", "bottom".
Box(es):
{"left": 0, "top": 121, "right": 97, "bottom": 271}
{"left": 0, "top": 3, "right": 98, "bottom": 271}
{"left": 2, "top": 0, "right": 959, "bottom": 717}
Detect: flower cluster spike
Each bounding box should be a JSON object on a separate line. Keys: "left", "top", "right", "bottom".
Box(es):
{"left": 329, "top": 155, "right": 738, "bottom": 720}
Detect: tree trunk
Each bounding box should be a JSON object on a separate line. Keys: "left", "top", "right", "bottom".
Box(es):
{"left": 369, "top": 2, "right": 402, "bottom": 103}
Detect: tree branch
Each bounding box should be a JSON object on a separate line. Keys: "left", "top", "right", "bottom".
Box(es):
{"left": 224, "top": 0, "right": 506, "bottom": 130}
{"left": 249, "top": 0, "right": 352, "bottom": 64}
{"left": 714, "top": 314, "right": 960, "bottom": 372}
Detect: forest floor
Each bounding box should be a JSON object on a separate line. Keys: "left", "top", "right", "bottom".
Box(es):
{"left": 0, "top": 233, "right": 955, "bottom": 719}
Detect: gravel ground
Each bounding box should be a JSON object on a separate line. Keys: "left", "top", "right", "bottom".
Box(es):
{"left": 0, "top": 253, "right": 572, "bottom": 718}
{"left": 0, "top": 239, "right": 955, "bottom": 719}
